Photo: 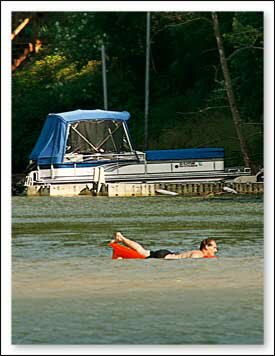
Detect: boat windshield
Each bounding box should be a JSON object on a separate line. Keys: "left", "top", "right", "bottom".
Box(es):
{"left": 64, "top": 120, "right": 133, "bottom": 162}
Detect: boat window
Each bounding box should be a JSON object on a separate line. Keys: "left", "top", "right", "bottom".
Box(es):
{"left": 65, "top": 120, "right": 131, "bottom": 157}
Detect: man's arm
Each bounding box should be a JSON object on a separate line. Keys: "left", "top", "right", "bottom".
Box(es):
{"left": 164, "top": 250, "right": 203, "bottom": 259}
{"left": 189, "top": 251, "right": 203, "bottom": 258}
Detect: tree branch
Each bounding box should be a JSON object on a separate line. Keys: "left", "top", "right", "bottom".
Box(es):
{"left": 176, "top": 105, "right": 230, "bottom": 116}
{"left": 151, "top": 16, "right": 212, "bottom": 42}
{"left": 11, "top": 17, "right": 31, "bottom": 40}
{"left": 227, "top": 46, "right": 263, "bottom": 61}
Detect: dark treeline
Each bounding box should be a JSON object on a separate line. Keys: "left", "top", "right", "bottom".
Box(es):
{"left": 12, "top": 12, "right": 263, "bottom": 174}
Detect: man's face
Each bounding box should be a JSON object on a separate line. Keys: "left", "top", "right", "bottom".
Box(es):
{"left": 207, "top": 241, "right": 218, "bottom": 255}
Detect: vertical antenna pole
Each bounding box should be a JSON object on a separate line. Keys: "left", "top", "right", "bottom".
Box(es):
{"left": 144, "top": 12, "right": 150, "bottom": 150}
{"left": 101, "top": 44, "right": 108, "bottom": 110}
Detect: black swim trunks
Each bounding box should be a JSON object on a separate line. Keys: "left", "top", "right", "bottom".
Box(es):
{"left": 146, "top": 249, "right": 173, "bottom": 258}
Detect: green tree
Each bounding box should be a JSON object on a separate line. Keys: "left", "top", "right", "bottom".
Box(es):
{"left": 12, "top": 11, "right": 263, "bottom": 173}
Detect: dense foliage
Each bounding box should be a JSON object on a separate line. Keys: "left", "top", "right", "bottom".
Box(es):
{"left": 12, "top": 12, "right": 263, "bottom": 173}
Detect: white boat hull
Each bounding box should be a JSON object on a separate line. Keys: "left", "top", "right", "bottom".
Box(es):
{"left": 24, "top": 158, "right": 251, "bottom": 186}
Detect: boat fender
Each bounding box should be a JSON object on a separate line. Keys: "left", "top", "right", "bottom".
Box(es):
{"left": 155, "top": 189, "right": 178, "bottom": 196}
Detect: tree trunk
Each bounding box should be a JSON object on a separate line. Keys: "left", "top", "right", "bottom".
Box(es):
{"left": 211, "top": 12, "right": 252, "bottom": 169}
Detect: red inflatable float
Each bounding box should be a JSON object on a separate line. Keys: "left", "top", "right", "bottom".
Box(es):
{"left": 109, "top": 242, "right": 145, "bottom": 259}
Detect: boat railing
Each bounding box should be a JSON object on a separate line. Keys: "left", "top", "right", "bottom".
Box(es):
{"left": 64, "top": 151, "right": 145, "bottom": 163}
{"left": 24, "top": 170, "right": 42, "bottom": 186}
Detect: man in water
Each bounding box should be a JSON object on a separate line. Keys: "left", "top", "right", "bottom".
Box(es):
{"left": 112, "top": 232, "right": 218, "bottom": 259}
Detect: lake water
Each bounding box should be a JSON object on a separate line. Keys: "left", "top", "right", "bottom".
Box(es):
{"left": 12, "top": 195, "right": 264, "bottom": 345}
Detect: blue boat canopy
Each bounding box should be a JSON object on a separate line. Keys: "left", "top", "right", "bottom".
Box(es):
{"left": 48, "top": 109, "right": 130, "bottom": 123}
{"left": 29, "top": 109, "right": 131, "bottom": 165}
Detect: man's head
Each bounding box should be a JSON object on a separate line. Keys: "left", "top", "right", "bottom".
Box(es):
{"left": 200, "top": 238, "right": 218, "bottom": 256}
